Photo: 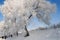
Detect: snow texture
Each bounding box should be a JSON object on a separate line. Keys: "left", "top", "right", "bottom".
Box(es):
{"left": 5, "top": 28, "right": 60, "bottom": 40}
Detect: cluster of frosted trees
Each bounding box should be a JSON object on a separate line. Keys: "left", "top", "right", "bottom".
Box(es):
{"left": 0, "top": 0, "right": 56, "bottom": 39}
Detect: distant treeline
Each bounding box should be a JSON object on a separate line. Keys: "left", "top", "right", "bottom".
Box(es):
{"left": 50, "top": 23, "right": 60, "bottom": 28}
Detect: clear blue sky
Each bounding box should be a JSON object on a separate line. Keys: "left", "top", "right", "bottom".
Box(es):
{"left": 0, "top": 0, "right": 60, "bottom": 30}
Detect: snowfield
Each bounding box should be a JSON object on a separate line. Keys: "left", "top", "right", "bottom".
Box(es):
{"left": 3, "top": 28, "right": 60, "bottom": 40}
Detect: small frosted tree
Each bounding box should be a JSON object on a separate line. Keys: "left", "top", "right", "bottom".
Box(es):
{"left": 0, "top": 0, "right": 56, "bottom": 39}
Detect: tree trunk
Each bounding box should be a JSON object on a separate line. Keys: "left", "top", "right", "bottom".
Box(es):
{"left": 24, "top": 26, "right": 29, "bottom": 37}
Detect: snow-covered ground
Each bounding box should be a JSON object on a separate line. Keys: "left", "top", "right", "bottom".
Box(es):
{"left": 0, "top": 28, "right": 60, "bottom": 40}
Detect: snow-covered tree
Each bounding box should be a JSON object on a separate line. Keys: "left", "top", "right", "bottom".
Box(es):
{"left": 0, "top": 0, "right": 56, "bottom": 39}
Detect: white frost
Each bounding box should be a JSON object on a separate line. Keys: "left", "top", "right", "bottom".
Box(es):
{"left": 0, "top": 0, "right": 56, "bottom": 37}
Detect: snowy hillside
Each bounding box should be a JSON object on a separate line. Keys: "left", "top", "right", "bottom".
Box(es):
{"left": 3, "top": 28, "right": 60, "bottom": 40}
